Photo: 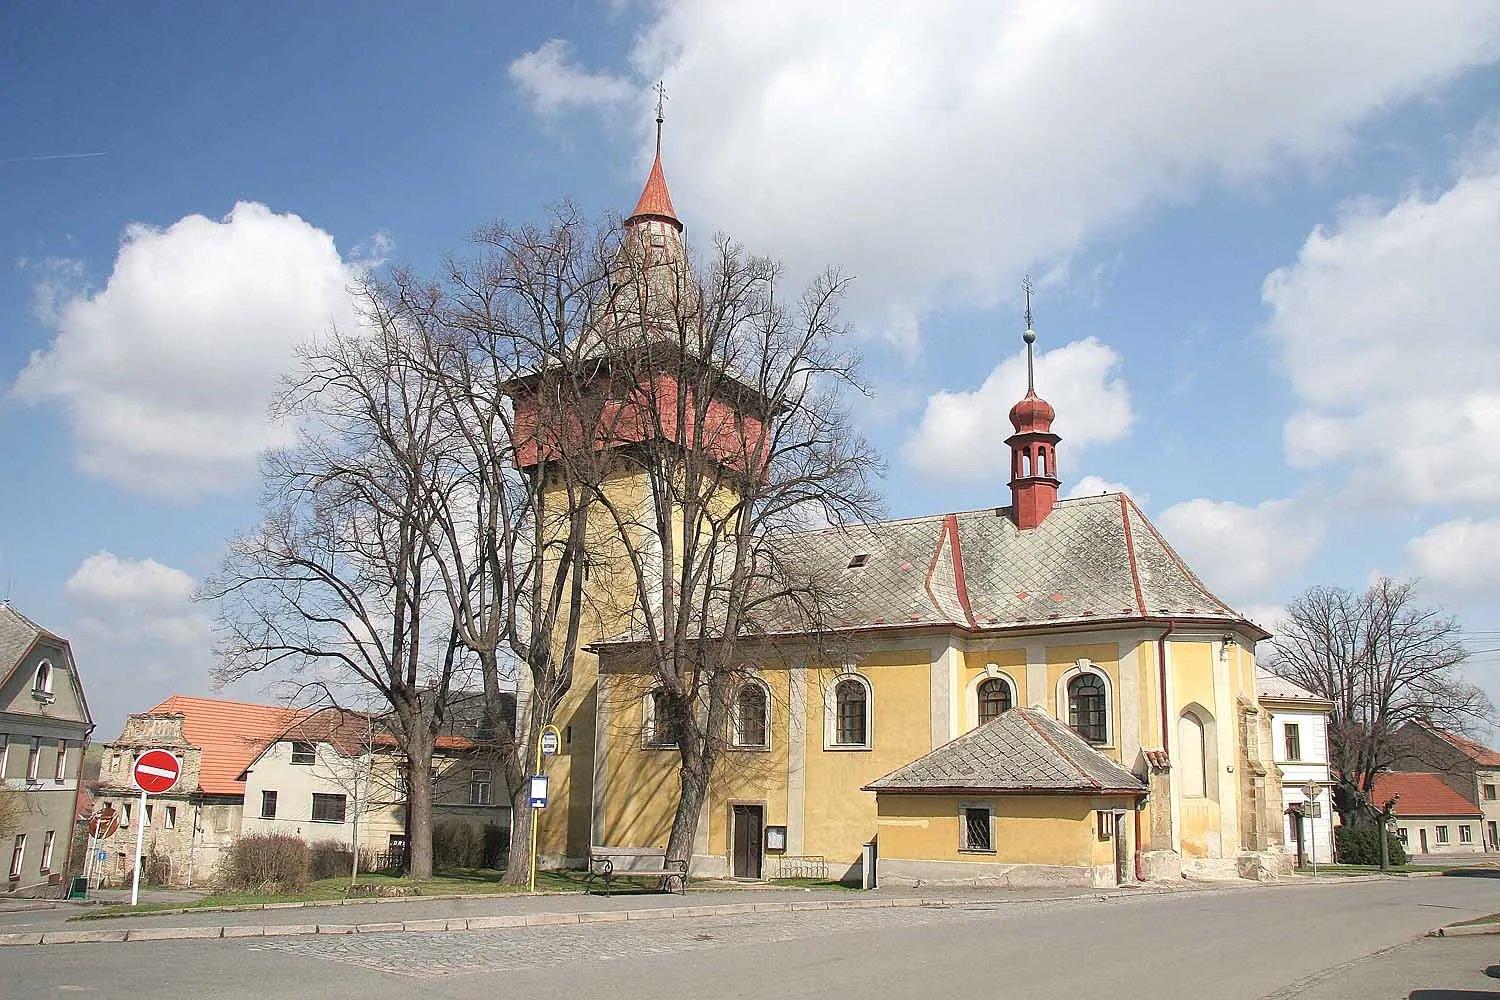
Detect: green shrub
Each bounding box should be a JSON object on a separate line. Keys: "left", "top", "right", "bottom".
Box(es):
{"left": 221, "top": 834, "right": 309, "bottom": 893}
{"left": 432, "top": 821, "right": 480, "bottom": 869}
{"left": 1333, "top": 825, "right": 1408, "bottom": 866}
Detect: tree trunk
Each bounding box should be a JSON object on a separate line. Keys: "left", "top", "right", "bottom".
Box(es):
{"left": 665, "top": 750, "right": 711, "bottom": 867}
{"left": 405, "top": 738, "right": 436, "bottom": 880}
{"left": 501, "top": 784, "right": 535, "bottom": 886}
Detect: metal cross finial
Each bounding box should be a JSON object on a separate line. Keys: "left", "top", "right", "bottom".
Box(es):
{"left": 652, "top": 81, "right": 668, "bottom": 158}
{"left": 1022, "top": 276, "right": 1037, "bottom": 392}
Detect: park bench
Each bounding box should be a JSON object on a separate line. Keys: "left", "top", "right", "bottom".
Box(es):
{"left": 584, "top": 846, "right": 688, "bottom": 896}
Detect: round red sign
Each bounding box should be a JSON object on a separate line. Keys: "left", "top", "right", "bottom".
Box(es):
{"left": 132, "top": 749, "right": 181, "bottom": 794}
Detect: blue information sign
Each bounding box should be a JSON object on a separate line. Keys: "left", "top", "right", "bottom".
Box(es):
{"left": 528, "top": 775, "right": 548, "bottom": 809}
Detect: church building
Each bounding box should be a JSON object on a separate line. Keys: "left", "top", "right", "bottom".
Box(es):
{"left": 524, "top": 128, "right": 1291, "bottom": 887}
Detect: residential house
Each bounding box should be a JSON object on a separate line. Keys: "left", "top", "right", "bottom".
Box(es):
{"left": 1390, "top": 721, "right": 1500, "bottom": 851}
{"left": 1256, "top": 669, "right": 1334, "bottom": 864}
{"left": 0, "top": 604, "right": 94, "bottom": 896}
{"left": 1370, "top": 772, "right": 1485, "bottom": 856}
{"left": 523, "top": 135, "right": 1292, "bottom": 887}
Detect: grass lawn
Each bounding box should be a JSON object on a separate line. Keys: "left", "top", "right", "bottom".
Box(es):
{"left": 77, "top": 868, "right": 592, "bottom": 919}
{"left": 1450, "top": 912, "right": 1500, "bottom": 927}
{"left": 1295, "top": 864, "right": 1453, "bottom": 876}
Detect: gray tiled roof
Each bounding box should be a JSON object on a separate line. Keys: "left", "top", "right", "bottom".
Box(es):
{"left": 0, "top": 602, "right": 45, "bottom": 676}
{"left": 1255, "top": 668, "right": 1328, "bottom": 703}
{"left": 864, "top": 706, "right": 1147, "bottom": 794}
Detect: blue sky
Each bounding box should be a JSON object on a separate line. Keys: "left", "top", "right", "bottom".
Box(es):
{"left": 5, "top": 2, "right": 1500, "bottom": 738}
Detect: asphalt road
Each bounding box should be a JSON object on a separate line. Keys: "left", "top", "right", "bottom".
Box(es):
{"left": 5, "top": 876, "right": 1498, "bottom": 1000}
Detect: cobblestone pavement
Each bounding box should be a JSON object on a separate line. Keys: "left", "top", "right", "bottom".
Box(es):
{"left": 246, "top": 903, "right": 999, "bottom": 979}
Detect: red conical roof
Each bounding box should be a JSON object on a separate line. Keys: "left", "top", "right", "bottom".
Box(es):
{"left": 627, "top": 135, "right": 682, "bottom": 230}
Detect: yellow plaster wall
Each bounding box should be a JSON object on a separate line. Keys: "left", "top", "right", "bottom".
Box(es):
{"left": 876, "top": 794, "right": 1134, "bottom": 866}
{"left": 597, "top": 671, "right": 680, "bottom": 850}
{"left": 706, "top": 671, "right": 791, "bottom": 858}
{"left": 803, "top": 652, "right": 931, "bottom": 865}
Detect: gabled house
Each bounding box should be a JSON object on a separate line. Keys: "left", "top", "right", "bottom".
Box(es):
{"left": 1370, "top": 771, "right": 1485, "bottom": 856}
{"left": 0, "top": 604, "right": 94, "bottom": 896}
{"left": 1256, "top": 669, "right": 1334, "bottom": 864}
{"left": 1390, "top": 721, "right": 1500, "bottom": 851}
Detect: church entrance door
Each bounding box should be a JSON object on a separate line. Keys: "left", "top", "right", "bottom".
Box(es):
{"left": 731, "top": 805, "right": 764, "bottom": 879}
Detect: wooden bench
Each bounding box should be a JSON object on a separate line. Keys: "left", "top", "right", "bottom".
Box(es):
{"left": 584, "top": 846, "right": 688, "bottom": 896}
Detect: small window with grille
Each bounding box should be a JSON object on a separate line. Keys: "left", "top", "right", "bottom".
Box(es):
{"left": 960, "top": 805, "right": 993, "bottom": 853}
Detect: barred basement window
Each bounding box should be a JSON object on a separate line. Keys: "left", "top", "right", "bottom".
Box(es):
{"left": 311, "top": 793, "right": 346, "bottom": 824}
{"left": 961, "top": 806, "right": 993, "bottom": 852}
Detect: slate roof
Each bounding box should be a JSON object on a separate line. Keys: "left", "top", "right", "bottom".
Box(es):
{"left": 599, "top": 494, "right": 1263, "bottom": 648}
{"left": 864, "top": 707, "right": 1147, "bottom": 795}
{"left": 0, "top": 602, "right": 49, "bottom": 677}
{"left": 1255, "top": 668, "right": 1333, "bottom": 706}
{"left": 1370, "top": 772, "right": 1483, "bottom": 818}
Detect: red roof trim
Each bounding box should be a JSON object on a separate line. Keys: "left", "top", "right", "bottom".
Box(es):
{"left": 1118, "top": 494, "right": 1147, "bottom": 616}
{"left": 945, "top": 513, "right": 978, "bottom": 628}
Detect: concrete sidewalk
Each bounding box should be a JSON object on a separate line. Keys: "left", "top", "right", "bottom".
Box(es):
{"left": 0, "top": 874, "right": 1363, "bottom": 947}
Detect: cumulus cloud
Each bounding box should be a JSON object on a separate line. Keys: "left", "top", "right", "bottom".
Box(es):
{"left": 1156, "top": 497, "right": 1323, "bottom": 607}
{"left": 902, "top": 337, "right": 1130, "bottom": 482}
{"left": 579, "top": 1, "right": 1500, "bottom": 348}
{"left": 1406, "top": 519, "right": 1500, "bottom": 597}
{"left": 14, "top": 202, "right": 365, "bottom": 499}
{"left": 510, "top": 38, "right": 634, "bottom": 114}
{"left": 1263, "top": 144, "right": 1500, "bottom": 505}
{"left": 1066, "top": 475, "right": 1143, "bottom": 503}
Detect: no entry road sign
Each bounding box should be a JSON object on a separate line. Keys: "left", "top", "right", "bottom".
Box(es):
{"left": 132, "top": 750, "right": 181, "bottom": 794}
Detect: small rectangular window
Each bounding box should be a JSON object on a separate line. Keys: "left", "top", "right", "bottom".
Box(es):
{"left": 1460, "top": 825, "right": 1472, "bottom": 844}
{"left": 1098, "top": 810, "right": 1117, "bottom": 840}
{"left": 290, "top": 741, "right": 315, "bottom": 765}
{"left": 26, "top": 738, "right": 40, "bottom": 781}
{"left": 469, "top": 769, "right": 493, "bottom": 806}
{"left": 1435, "top": 825, "right": 1449, "bottom": 844}
{"left": 40, "top": 831, "right": 55, "bottom": 873}
{"left": 261, "top": 790, "right": 278, "bottom": 819}
{"left": 311, "top": 793, "right": 346, "bottom": 824}
{"left": 1283, "top": 723, "right": 1301, "bottom": 762}
{"left": 165, "top": 806, "right": 176, "bottom": 830}
{"left": 8, "top": 834, "right": 23, "bottom": 880}
{"left": 1484, "top": 784, "right": 1496, "bottom": 801}
{"left": 1397, "top": 827, "right": 1408, "bottom": 843}
{"left": 54, "top": 740, "right": 67, "bottom": 782}
{"left": 846, "top": 553, "right": 871, "bottom": 569}
{"left": 145, "top": 804, "right": 153, "bottom": 826}
{"left": 961, "top": 806, "right": 993, "bottom": 852}
{"left": 123, "top": 801, "right": 132, "bottom": 826}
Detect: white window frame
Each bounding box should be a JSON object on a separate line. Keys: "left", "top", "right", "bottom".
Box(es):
{"left": 1435, "top": 825, "right": 1450, "bottom": 844}
{"left": 26, "top": 738, "right": 40, "bottom": 782}
{"left": 824, "top": 671, "right": 873, "bottom": 751}
{"left": 54, "top": 739, "right": 67, "bottom": 783}
{"left": 967, "top": 665, "right": 1019, "bottom": 730}
{"left": 1460, "top": 825, "right": 1472, "bottom": 844}
{"left": 469, "top": 768, "right": 493, "bottom": 806}
{"left": 731, "top": 677, "right": 772, "bottom": 750}
{"left": 0, "top": 735, "right": 9, "bottom": 779}
{"left": 1056, "top": 660, "right": 1115, "bottom": 748}
{"left": 959, "top": 801, "right": 995, "bottom": 853}
{"left": 1283, "top": 722, "right": 1302, "bottom": 762}
{"left": 40, "top": 830, "right": 55, "bottom": 873}
{"left": 289, "top": 741, "right": 316, "bottom": 766}
{"left": 165, "top": 806, "right": 177, "bottom": 830}
{"left": 9, "top": 834, "right": 23, "bottom": 880}
{"left": 32, "top": 660, "right": 53, "bottom": 696}
{"left": 642, "top": 688, "right": 678, "bottom": 749}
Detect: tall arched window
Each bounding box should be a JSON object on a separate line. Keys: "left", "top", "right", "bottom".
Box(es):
{"left": 977, "top": 678, "right": 1012, "bottom": 725}
{"left": 1067, "top": 673, "right": 1108, "bottom": 745}
{"left": 733, "top": 682, "right": 769, "bottom": 749}
{"left": 644, "top": 688, "right": 676, "bottom": 748}
{"left": 1178, "top": 711, "right": 1208, "bottom": 798}
{"left": 32, "top": 661, "right": 52, "bottom": 695}
{"left": 833, "top": 678, "right": 869, "bottom": 747}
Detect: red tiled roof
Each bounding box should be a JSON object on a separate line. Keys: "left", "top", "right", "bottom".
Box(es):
{"left": 1370, "top": 772, "right": 1482, "bottom": 818}
{"left": 146, "top": 696, "right": 305, "bottom": 796}
{"left": 627, "top": 150, "right": 679, "bottom": 227}
{"left": 1423, "top": 723, "right": 1500, "bottom": 767}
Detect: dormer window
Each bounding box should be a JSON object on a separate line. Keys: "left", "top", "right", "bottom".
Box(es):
{"left": 847, "top": 554, "right": 871, "bottom": 569}
{"left": 31, "top": 661, "right": 54, "bottom": 702}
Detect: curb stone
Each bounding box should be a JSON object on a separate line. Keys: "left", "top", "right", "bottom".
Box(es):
{"left": 222, "top": 926, "right": 265, "bottom": 938}
{"left": 41, "top": 929, "right": 128, "bottom": 944}
{"left": 126, "top": 927, "right": 222, "bottom": 941}
{"left": 0, "top": 933, "right": 43, "bottom": 946}
{"left": 1431, "top": 923, "right": 1500, "bottom": 938}
{"left": 261, "top": 924, "right": 317, "bottom": 937}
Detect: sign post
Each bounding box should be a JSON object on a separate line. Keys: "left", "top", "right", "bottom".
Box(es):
{"left": 129, "top": 750, "right": 181, "bottom": 906}
{"left": 1301, "top": 781, "right": 1321, "bottom": 876}
{"left": 82, "top": 805, "right": 121, "bottom": 897}
{"left": 528, "top": 725, "right": 561, "bottom": 894}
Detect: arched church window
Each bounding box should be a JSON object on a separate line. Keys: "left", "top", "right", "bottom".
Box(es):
{"left": 733, "top": 681, "right": 769, "bottom": 749}
{"left": 33, "top": 661, "right": 53, "bottom": 696}
{"left": 833, "top": 678, "right": 869, "bottom": 747}
{"left": 1067, "top": 673, "right": 1108, "bottom": 744}
{"left": 1178, "top": 711, "right": 1208, "bottom": 798}
{"left": 977, "top": 678, "right": 1012, "bottom": 725}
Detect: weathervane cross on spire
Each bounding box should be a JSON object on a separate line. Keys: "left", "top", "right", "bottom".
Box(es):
{"left": 652, "top": 81, "right": 669, "bottom": 158}
{"left": 1022, "top": 275, "right": 1037, "bottom": 393}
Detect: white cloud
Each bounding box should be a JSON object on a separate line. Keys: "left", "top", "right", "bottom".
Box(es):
{"left": 1156, "top": 497, "right": 1322, "bottom": 607}
{"left": 14, "top": 202, "right": 364, "bottom": 499}
{"left": 592, "top": 1, "right": 1500, "bottom": 348}
{"left": 902, "top": 337, "right": 1130, "bottom": 482}
{"left": 1406, "top": 519, "right": 1500, "bottom": 597}
{"left": 510, "top": 39, "right": 634, "bottom": 114}
{"left": 1264, "top": 145, "right": 1500, "bottom": 506}
{"left": 64, "top": 551, "right": 212, "bottom": 648}
{"left": 1066, "top": 475, "right": 1143, "bottom": 503}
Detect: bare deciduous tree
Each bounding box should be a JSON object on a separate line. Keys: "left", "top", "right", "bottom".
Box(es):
{"left": 204, "top": 318, "right": 464, "bottom": 880}
{"left": 1269, "top": 577, "right": 1491, "bottom": 824}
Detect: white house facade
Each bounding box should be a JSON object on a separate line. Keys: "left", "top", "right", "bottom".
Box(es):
{"left": 1256, "top": 669, "right": 1334, "bottom": 865}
